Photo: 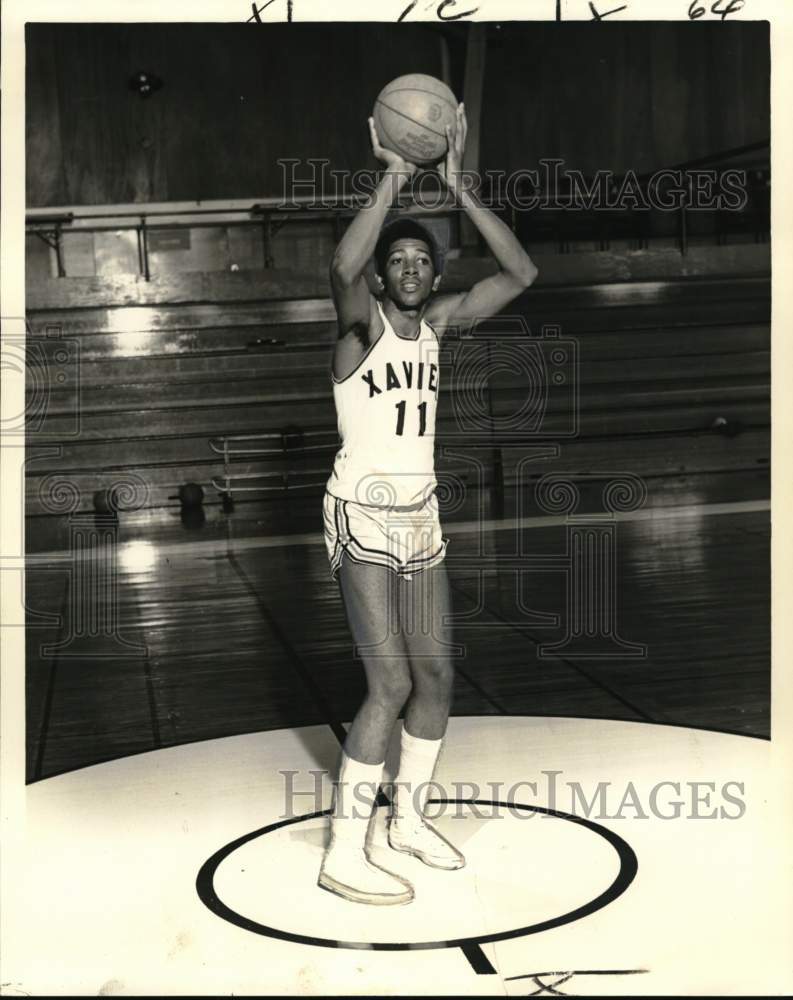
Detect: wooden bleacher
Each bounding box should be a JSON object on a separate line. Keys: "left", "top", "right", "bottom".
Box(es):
{"left": 25, "top": 244, "right": 770, "bottom": 517}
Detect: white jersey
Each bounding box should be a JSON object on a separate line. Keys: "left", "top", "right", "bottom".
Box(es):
{"left": 326, "top": 300, "right": 440, "bottom": 508}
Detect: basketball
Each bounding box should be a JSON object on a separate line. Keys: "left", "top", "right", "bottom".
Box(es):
{"left": 373, "top": 74, "right": 458, "bottom": 166}
{"left": 178, "top": 482, "right": 205, "bottom": 507}
{"left": 92, "top": 488, "right": 116, "bottom": 516}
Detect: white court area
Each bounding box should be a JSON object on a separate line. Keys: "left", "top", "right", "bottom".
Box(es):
{"left": 4, "top": 717, "right": 792, "bottom": 996}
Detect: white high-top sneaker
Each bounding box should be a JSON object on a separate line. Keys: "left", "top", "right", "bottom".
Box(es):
{"left": 388, "top": 727, "right": 466, "bottom": 871}
{"left": 388, "top": 814, "right": 465, "bottom": 870}
{"left": 318, "top": 751, "right": 414, "bottom": 905}
{"left": 319, "top": 843, "right": 414, "bottom": 905}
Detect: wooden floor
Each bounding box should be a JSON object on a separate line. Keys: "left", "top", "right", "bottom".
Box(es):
{"left": 25, "top": 470, "right": 770, "bottom": 783}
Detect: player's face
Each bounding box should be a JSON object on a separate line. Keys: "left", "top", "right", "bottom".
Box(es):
{"left": 382, "top": 239, "right": 436, "bottom": 308}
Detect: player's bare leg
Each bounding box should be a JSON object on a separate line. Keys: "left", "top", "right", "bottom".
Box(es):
{"left": 318, "top": 558, "right": 415, "bottom": 905}
{"left": 389, "top": 561, "right": 465, "bottom": 870}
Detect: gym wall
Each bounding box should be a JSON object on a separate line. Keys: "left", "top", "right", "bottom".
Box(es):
{"left": 26, "top": 22, "right": 769, "bottom": 208}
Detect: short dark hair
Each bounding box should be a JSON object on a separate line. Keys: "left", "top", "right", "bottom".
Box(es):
{"left": 374, "top": 218, "right": 441, "bottom": 277}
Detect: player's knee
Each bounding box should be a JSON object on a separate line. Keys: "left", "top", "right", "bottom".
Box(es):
{"left": 415, "top": 657, "right": 455, "bottom": 695}
{"left": 367, "top": 670, "right": 413, "bottom": 710}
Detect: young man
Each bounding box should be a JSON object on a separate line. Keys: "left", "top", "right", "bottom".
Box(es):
{"left": 319, "top": 104, "right": 538, "bottom": 904}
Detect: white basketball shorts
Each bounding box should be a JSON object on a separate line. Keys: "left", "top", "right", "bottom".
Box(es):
{"left": 322, "top": 490, "right": 448, "bottom": 581}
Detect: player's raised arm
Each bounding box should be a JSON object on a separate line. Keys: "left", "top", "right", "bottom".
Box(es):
{"left": 428, "top": 104, "right": 538, "bottom": 330}
{"left": 329, "top": 119, "right": 417, "bottom": 338}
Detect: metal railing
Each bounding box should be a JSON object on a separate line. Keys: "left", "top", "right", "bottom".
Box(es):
{"left": 209, "top": 429, "right": 337, "bottom": 497}
{"left": 26, "top": 140, "right": 770, "bottom": 279}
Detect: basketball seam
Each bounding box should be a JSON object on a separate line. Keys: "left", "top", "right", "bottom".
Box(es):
{"left": 375, "top": 98, "right": 449, "bottom": 141}
{"left": 377, "top": 87, "right": 457, "bottom": 113}
{"left": 379, "top": 86, "right": 458, "bottom": 117}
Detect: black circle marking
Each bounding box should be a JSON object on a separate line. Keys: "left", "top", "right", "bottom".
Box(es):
{"left": 196, "top": 799, "right": 638, "bottom": 952}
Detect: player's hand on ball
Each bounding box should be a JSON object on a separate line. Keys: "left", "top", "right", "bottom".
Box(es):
{"left": 368, "top": 117, "right": 417, "bottom": 176}
{"left": 439, "top": 102, "right": 467, "bottom": 187}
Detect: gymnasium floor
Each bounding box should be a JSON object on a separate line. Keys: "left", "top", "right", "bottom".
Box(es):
{"left": 15, "top": 474, "right": 779, "bottom": 995}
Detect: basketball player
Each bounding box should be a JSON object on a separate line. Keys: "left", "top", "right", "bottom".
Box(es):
{"left": 319, "top": 103, "right": 538, "bottom": 904}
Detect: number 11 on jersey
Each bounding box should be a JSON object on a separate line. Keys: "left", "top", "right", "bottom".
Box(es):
{"left": 395, "top": 400, "right": 428, "bottom": 436}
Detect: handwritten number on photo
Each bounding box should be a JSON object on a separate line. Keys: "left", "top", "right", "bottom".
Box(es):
{"left": 246, "top": 0, "right": 746, "bottom": 26}
{"left": 589, "top": 2, "right": 628, "bottom": 18}
{"left": 250, "top": 0, "right": 293, "bottom": 22}
{"left": 399, "top": 0, "right": 479, "bottom": 22}
{"left": 689, "top": 0, "right": 745, "bottom": 19}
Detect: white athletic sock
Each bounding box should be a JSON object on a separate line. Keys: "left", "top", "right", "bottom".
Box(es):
{"left": 327, "top": 751, "right": 384, "bottom": 850}
{"left": 392, "top": 726, "right": 443, "bottom": 825}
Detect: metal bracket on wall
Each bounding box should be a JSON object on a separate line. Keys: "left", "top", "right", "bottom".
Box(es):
{"left": 679, "top": 176, "right": 691, "bottom": 257}
{"left": 137, "top": 215, "right": 151, "bottom": 280}
{"left": 26, "top": 213, "right": 74, "bottom": 277}
{"left": 254, "top": 211, "right": 294, "bottom": 269}
{"left": 262, "top": 215, "right": 274, "bottom": 268}
{"left": 33, "top": 226, "right": 67, "bottom": 278}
